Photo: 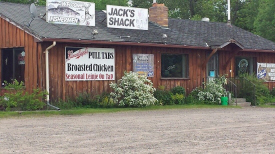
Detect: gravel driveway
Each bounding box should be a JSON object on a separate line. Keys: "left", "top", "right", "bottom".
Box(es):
{"left": 0, "top": 107, "right": 275, "bottom": 154}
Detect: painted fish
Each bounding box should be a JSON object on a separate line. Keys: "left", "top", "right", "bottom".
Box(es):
{"left": 48, "top": 6, "right": 80, "bottom": 16}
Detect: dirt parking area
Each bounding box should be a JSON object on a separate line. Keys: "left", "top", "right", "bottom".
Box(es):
{"left": 0, "top": 107, "right": 275, "bottom": 154}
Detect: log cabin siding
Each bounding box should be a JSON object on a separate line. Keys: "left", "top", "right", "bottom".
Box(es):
{"left": 43, "top": 43, "right": 209, "bottom": 101}
{"left": 0, "top": 17, "right": 41, "bottom": 94}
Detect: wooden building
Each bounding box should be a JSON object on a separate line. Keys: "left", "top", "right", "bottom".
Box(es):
{"left": 1, "top": 2, "right": 275, "bottom": 103}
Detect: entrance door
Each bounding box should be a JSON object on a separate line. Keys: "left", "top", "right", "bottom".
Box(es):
{"left": 207, "top": 53, "right": 219, "bottom": 81}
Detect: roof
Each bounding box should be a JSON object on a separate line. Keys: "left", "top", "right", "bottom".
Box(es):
{"left": 1, "top": 2, "right": 275, "bottom": 51}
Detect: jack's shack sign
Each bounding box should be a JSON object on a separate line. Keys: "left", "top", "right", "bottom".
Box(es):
{"left": 107, "top": 5, "right": 148, "bottom": 30}
{"left": 65, "top": 47, "right": 115, "bottom": 81}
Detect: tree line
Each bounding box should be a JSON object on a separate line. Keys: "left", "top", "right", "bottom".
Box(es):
{"left": 132, "top": 0, "right": 275, "bottom": 42}
{"left": 2, "top": 0, "right": 275, "bottom": 42}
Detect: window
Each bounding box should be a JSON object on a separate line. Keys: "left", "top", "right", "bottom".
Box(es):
{"left": 235, "top": 57, "right": 256, "bottom": 76}
{"left": 1, "top": 48, "right": 25, "bottom": 86}
{"left": 207, "top": 53, "right": 219, "bottom": 78}
{"left": 161, "top": 54, "right": 189, "bottom": 78}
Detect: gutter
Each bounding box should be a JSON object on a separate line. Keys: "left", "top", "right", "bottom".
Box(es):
{"left": 45, "top": 41, "right": 60, "bottom": 110}
{"left": 42, "top": 38, "right": 210, "bottom": 50}
{"left": 242, "top": 49, "right": 275, "bottom": 53}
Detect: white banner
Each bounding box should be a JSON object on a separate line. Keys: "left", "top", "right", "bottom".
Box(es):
{"left": 107, "top": 5, "right": 148, "bottom": 30}
{"left": 65, "top": 47, "right": 115, "bottom": 81}
{"left": 46, "top": 0, "right": 95, "bottom": 26}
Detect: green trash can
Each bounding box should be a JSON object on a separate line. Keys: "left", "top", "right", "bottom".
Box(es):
{"left": 221, "top": 97, "right": 228, "bottom": 106}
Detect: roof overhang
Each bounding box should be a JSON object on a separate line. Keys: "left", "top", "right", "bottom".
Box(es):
{"left": 219, "top": 39, "right": 244, "bottom": 49}
{"left": 210, "top": 39, "right": 244, "bottom": 50}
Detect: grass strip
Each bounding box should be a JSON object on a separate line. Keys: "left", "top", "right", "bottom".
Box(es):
{"left": 0, "top": 105, "right": 240, "bottom": 118}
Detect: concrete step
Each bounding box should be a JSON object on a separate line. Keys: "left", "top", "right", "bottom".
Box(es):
{"left": 230, "top": 98, "right": 251, "bottom": 107}
{"left": 236, "top": 101, "right": 251, "bottom": 107}
{"left": 235, "top": 98, "right": 246, "bottom": 103}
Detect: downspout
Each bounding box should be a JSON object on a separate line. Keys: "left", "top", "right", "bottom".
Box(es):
{"left": 45, "top": 41, "right": 60, "bottom": 110}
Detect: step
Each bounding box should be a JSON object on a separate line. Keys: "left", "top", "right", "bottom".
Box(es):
{"left": 230, "top": 98, "right": 251, "bottom": 107}
{"left": 235, "top": 98, "right": 246, "bottom": 103}
{"left": 236, "top": 101, "right": 251, "bottom": 107}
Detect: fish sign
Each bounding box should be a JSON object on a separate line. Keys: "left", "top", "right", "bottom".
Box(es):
{"left": 46, "top": 0, "right": 95, "bottom": 26}
{"left": 107, "top": 5, "right": 148, "bottom": 30}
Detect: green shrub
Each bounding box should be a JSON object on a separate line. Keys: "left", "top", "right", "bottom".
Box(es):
{"left": 170, "top": 86, "right": 186, "bottom": 104}
{"left": 270, "top": 87, "right": 275, "bottom": 97}
{"left": 75, "top": 92, "right": 98, "bottom": 108}
{"left": 110, "top": 72, "right": 157, "bottom": 107}
{"left": 53, "top": 99, "right": 77, "bottom": 110}
{"left": 53, "top": 92, "right": 117, "bottom": 109}
{"left": 171, "top": 93, "right": 184, "bottom": 104}
{"left": 239, "top": 73, "right": 271, "bottom": 105}
{"left": 154, "top": 89, "right": 173, "bottom": 105}
{"left": 171, "top": 86, "right": 185, "bottom": 95}
{"left": 93, "top": 92, "right": 117, "bottom": 108}
{"left": 19, "top": 88, "right": 46, "bottom": 111}
{"left": 185, "top": 87, "right": 203, "bottom": 104}
{"left": 0, "top": 95, "right": 17, "bottom": 111}
{"left": 97, "top": 96, "right": 116, "bottom": 108}
{"left": 0, "top": 80, "right": 46, "bottom": 111}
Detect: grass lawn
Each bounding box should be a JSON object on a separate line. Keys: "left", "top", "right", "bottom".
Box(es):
{"left": 0, "top": 105, "right": 240, "bottom": 118}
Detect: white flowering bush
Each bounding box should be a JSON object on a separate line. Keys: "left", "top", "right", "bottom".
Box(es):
{"left": 110, "top": 72, "right": 157, "bottom": 107}
{"left": 197, "top": 76, "right": 227, "bottom": 104}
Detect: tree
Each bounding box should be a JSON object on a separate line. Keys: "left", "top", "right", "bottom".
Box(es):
{"left": 134, "top": 0, "right": 227, "bottom": 21}
{"left": 84, "top": 0, "right": 128, "bottom": 10}
{"left": 131, "top": 0, "right": 265, "bottom": 34}
{"left": 232, "top": 0, "right": 259, "bottom": 32}
{"left": 131, "top": 0, "right": 152, "bottom": 8}
{"left": 158, "top": 0, "right": 191, "bottom": 19}
{"left": 190, "top": 0, "right": 227, "bottom": 22}
{"left": 254, "top": 0, "right": 275, "bottom": 42}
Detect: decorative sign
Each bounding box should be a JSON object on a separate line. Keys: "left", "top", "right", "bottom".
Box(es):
{"left": 257, "top": 63, "right": 275, "bottom": 81}
{"left": 65, "top": 47, "right": 115, "bottom": 81}
{"left": 133, "top": 54, "right": 154, "bottom": 77}
{"left": 107, "top": 5, "right": 148, "bottom": 30}
{"left": 238, "top": 59, "right": 249, "bottom": 73}
{"left": 46, "top": 0, "right": 95, "bottom": 26}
